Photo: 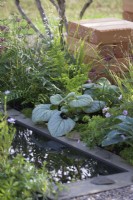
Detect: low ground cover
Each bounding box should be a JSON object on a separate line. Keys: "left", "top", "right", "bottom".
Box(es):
{"left": 0, "top": 112, "right": 59, "bottom": 200}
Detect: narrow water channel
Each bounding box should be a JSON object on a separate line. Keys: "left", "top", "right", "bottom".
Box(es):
{"left": 10, "top": 124, "right": 125, "bottom": 184}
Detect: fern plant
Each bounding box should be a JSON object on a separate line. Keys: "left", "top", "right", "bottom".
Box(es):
{"left": 0, "top": 18, "right": 90, "bottom": 108}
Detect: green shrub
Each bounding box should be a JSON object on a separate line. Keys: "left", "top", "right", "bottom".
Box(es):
{"left": 0, "top": 113, "right": 57, "bottom": 200}
{"left": 78, "top": 115, "right": 109, "bottom": 147}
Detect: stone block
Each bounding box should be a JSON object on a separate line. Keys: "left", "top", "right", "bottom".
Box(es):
{"left": 67, "top": 36, "right": 130, "bottom": 59}
{"left": 123, "top": 0, "right": 133, "bottom": 13}
{"left": 88, "top": 58, "right": 130, "bottom": 83}
{"left": 67, "top": 36, "right": 99, "bottom": 58}
{"left": 68, "top": 18, "right": 133, "bottom": 44}
{"left": 89, "top": 58, "right": 129, "bottom": 73}
{"left": 123, "top": 11, "right": 133, "bottom": 22}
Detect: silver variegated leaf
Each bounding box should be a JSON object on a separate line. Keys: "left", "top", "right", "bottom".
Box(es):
{"left": 32, "top": 104, "right": 57, "bottom": 123}
{"left": 65, "top": 92, "right": 76, "bottom": 98}
{"left": 102, "top": 130, "right": 126, "bottom": 146}
{"left": 50, "top": 94, "right": 63, "bottom": 105}
{"left": 48, "top": 111, "right": 75, "bottom": 137}
{"left": 83, "top": 100, "right": 106, "bottom": 113}
{"left": 69, "top": 94, "right": 93, "bottom": 108}
{"left": 96, "top": 77, "right": 111, "bottom": 86}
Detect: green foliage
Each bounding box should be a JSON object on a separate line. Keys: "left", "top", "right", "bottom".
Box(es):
{"left": 112, "top": 64, "right": 133, "bottom": 118}
{"left": 21, "top": 108, "right": 33, "bottom": 118}
{"left": 0, "top": 112, "right": 58, "bottom": 200}
{"left": 0, "top": 18, "right": 89, "bottom": 108}
{"left": 102, "top": 115, "right": 133, "bottom": 147}
{"left": 83, "top": 77, "right": 120, "bottom": 106}
{"left": 0, "top": 32, "right": 61, "bottom": 105}
{"left": 32, "top": 92, "right": 105, "bottom": 137}
{"left": 0, "top": 156, "right": 53, "bottom": 200}
{"left": 0, "top": 114, "right": 15, "bottom": 161}
{"left": 113, "top": 64, "right": 133, "bottom": 103}
{"left": 78, "top": 115, "right": 111, "bottom": 147}
{"left": 78, "top": 104, "right": 133, "bottom": 148}
{"left": 120, "top": 147, "right": 133, "bottom": 165}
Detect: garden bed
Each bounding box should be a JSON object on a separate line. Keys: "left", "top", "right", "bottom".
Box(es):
{"left": 7, "top": 108, "right": 133, "bottom": 200}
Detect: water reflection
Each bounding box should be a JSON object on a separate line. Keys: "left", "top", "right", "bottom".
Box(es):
{"left": 10, "top": 125, "right": 121, "bottom": 183}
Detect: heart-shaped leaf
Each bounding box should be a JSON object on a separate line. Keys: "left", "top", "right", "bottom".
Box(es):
{"left": 116, "top": 115, "right": 133, "bottom": 125}
{"left": 96, "top": 77, "right": 111, "bottom": 86}
{"left": 83, "top": 100, "right": 106, "bottom": 113}
{"left": 65, "top": 92, "right": 76, "bottom": 99}
{"left": 50, "top": 94, "right": 63, "bottom": 105}
{"left": 48, "top": 111, "right": 75, "bottom": 137}
{"left": 102, "top": 130, "right": 126, "bottom": 146}
{"left": 69, "top": 95, "right": 93, "bottom": 108}
{"left": 32, "top": 104, "right": 57, "bottom": 123}
{"left": 109, "top": 85, "right": 120, "bottom": 92}
{"left": 113, "top": 122, "right": 132, "bottom": 132}
{"left": 84, "top": 89, "right": 94, "bottom": 97}
{"left": 107, "top": 130, "right": 124, "bottom": 138}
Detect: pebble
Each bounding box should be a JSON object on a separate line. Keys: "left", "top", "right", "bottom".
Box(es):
{"left": 68, "top": 185, "right": 133, "bottom": 200}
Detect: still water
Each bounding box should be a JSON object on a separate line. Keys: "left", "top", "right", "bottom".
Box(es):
{"left": 10, "top": 124, "right": 124, "bottom": 183}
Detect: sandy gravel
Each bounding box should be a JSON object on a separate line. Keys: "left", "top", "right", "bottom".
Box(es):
{"left": 69, "top": 185, "right": 133, "bottom": 200}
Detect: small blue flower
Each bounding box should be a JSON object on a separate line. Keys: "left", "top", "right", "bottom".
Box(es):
{"left": 123, "top": 110, "right": 128, "bottom": 116}
{"left": 118, "top": 94, "right": 122, "bottom": 100}
{"left": 105, "top": 112, "right": 111, "bottom": 118}
{"left": 77, "top": 139, "right": 80, "bottom": 143}
{"left": 7, "top": 118, "right": 15, "bottom": 124}
{"left": 102, "top": 106, "right": 109, "bottom": 114}
{"left": 87, "top": 79, "right": 92, "bottom": 83}
{"left": 4, "top": 90, "right": 10, "bottom": 95}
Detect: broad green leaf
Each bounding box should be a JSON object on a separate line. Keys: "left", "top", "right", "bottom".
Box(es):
{"left": 96, "top": 77, "right": 111, "bottom": 86}
{"left": 102, "top": 130, "right": 127, "bottom": 146}
{"left": 102, "top": 136, "right": 126, "bottom": 146}
{"left": 48, "top": 111, "right": 75, "bottom": 137}
{"left": 113, "top": 122, "right": 132, "bottom": 132}
{"left": 50, "top": 94, "right": 63, "bottom": 105}
{"left": 84, "top": 89, "right": 94, "bottom": 96}
{"left": 32, "top": 104, "right": 57, "bottom": 123}
{"left": 65, "top": 92, "right": 76, "bottom": 98}
{"left": 116, "top": 115, "right": 127, "bottom": 121}
{"left": 107, "top": 130, "right": 124, "bottom": 138}
{"left": 109, "top": 85, "right": 119, "bottom": 92}
{"left": 116, "top": 115, "right": 133, "bottom": 124}
{"left": 83, "top": 100, "right": 106, "bottom": 113}
{"left": 69, "top": 95, "right": 93, "bottom": 108}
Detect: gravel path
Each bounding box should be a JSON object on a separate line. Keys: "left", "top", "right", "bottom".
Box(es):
{"left": 69, "top": 185, "right": 133, "bottom": 200}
